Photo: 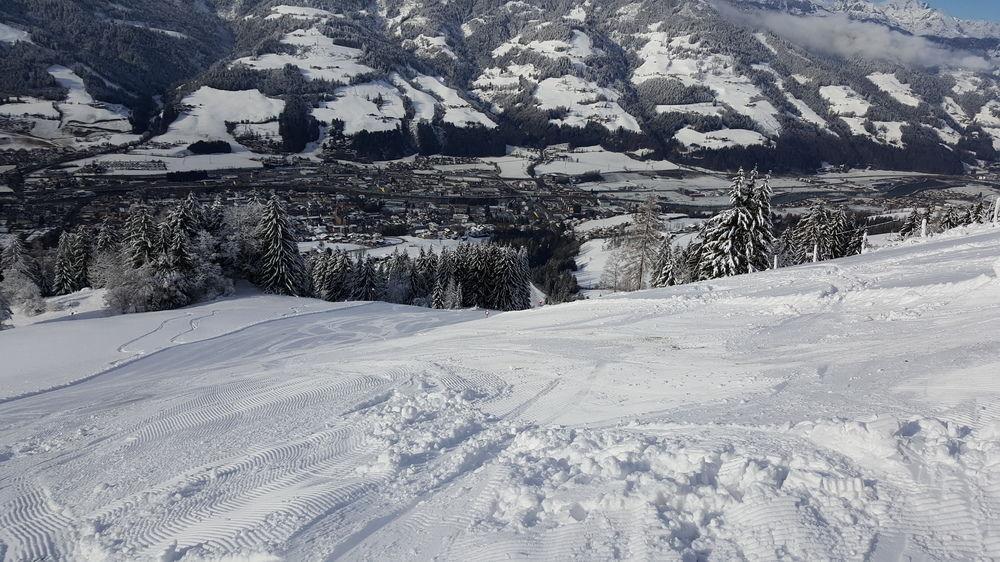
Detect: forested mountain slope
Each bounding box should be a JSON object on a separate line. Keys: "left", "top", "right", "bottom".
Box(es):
{"left": 1, "top": 0, "right": 999, "bottom": 171}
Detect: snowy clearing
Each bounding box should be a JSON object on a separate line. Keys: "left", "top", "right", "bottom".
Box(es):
{"left": 2, "top": 228, "right": 1000, "bottom": 559}
{"left": 232, "top": 28, "right": 374, "bottom": 83}
{"left": 0, "top": 22, "right": 31, "bottom": 44}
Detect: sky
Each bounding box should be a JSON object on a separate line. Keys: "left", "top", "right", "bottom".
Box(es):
{"left": 922, "top": 0, "right": 1000, "bottom": 21}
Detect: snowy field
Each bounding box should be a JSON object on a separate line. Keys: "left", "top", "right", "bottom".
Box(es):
{"left": 2, "top": 228, "right": 1000, "bottom": 559}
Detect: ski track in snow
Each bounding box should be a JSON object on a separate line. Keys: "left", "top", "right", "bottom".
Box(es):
{"left": 2, "top": 228, "right": 1000, "bottom": 560}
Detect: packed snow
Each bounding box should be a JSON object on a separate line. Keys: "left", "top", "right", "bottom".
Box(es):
{"left": 3, "top": 227, "right": 1000, "bottom": 559}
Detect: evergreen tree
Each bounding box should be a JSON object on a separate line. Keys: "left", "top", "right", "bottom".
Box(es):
{"left": 431, "top": 277, "right": 446, "bottom": 309}
{"left": 650, "top": 241, "right": 675, "bottom": 288}
{"left": 255, "top": 197, "right": 306, "bottom": 296}
{"left": 940, "top": 207, "right": 961, "bottom": 230}
{"left": 828, "top": 207, "right": 852, "bottom": 259}
{"left": 745, "top": 169, "right": 775, "bottom": 273}
{"left": 351, "top": 255, "right": 383, "bottom": 301}
{"left": 95, "top": 218, "right": 119, "bottom": 254}
{"left": 899, "top": 209, "right": 921, "bottom": 238}
{"left": 1, "top": 234, "right": 40, "bottom": 286}
{"left": 384, "top": 252, "right": 413, "bottom": 304}
{"left": 491, "top": 246, "right": 522, "bottom": 311}
{"left": 0, "top": 290, "right": 10, "bottom": 329}
{"left": 698, "top": 206, "right": 754, "bottom": 279}
{"left": 514, "top": 247, "right": 532, "bottom": 310}
{"left": 53, "top": 231, "right": 88, "bottom": 295}
{"left": 161, "top": 209, "right": 195, "bottom": 272}
{"left": 122, "top": 204, "right": 158, "bottom": 268}
{"left": 791, "top": 206, "right": 835, "bottom": 262}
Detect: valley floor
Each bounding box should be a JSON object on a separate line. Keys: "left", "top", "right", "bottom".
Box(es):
{"left": 2, "top": 227, "right": 1000, "bottom": 560}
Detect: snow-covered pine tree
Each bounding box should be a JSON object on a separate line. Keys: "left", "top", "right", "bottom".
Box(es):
{"left": 310, "top": 251, "right": 332, "bottom": 299}
{"left": 122, "top": 204, "right": 158, "bottom": 269}
{"left": 95, "top": 218, "right": 119, "bottom": 254}
{"left": 745, "top": 168, "right": 775, "bottom": 272}
{"left": 411, "top": 248, "right": 438, "bottom": 304}
{"left": 490, "top": 246, "right": 524, "bottom": 311}
{"left": 828, "top": 207, "right": 851, "bottom": 259}
{"left": 791, "top": 206, "right": 835, "bottom": 263}
{"left": 940, "top": 207, "right": 961, "bottom": 230}
{"left": 325, "top": 251, "right": 352, "bottom": 302}
{"left": 53, "top": 231, "right": 88, "bottom": 295}
{"left": 898, "top": 209, "right": 921, "bottom": 238}
{"left": 1, "top": 234, "right": 40, "bottom": 285}
{"left": 445, "top": 278, "right": 463, "bottom": 309}
{"left": 0, "top": 290, "right": 11, "bottom": 329}
{"left": 351, "top": 255, "right": 383, "bottom": 301}
{"left": 698, "top": 206, "right": 754, "bottom": 279}
{"left": 384, "top": 252, "right": 413, "bottom": 304}
{"left": 650, "top": 241, "right": 675, "bottom": 288}
{"left": 177, "top": 192, "right": 203, "bottom": 237}
{"left": 431, "top": 277, "right": 446, "bottom": 309}
{"left": 515, "top": 246, "right": 532, "bottom": 310}
{"left": 161, "top": 209, "right": 195, "bottom": 272}
{"left": 255, "top": 196, "right": 306, "bottom": 296}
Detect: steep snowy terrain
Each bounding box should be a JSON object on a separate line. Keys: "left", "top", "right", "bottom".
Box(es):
{"left": 2, "top": 227, "right": 1000, "bottom": 560}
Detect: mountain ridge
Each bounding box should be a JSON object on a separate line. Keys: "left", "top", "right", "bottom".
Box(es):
{"left": 1, "top": 0, "right": 999, "bottom": 173}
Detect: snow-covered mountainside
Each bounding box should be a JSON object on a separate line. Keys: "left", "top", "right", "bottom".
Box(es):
{"left": 1, "top": 0, "right": 999, "bottom": 171}
{"left": 2, "top": 226, "right": 1000, "bottom": 560}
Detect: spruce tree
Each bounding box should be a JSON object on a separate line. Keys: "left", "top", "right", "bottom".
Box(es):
{"left": 351, "top": 255, "right": 383, "bottom": 301}
{"left": 515, "top": 247, "right": 532, "bottom": 310}
{"left": 792, "top": 206, "right": 835, "bottom": 262}
{"left": 651, "top": 241, "right": 675, "bottom": 288}
{"left": 95, "top": 218, "right": 119, "bottom": 254}
{"left": 161, "top": 209, "right": 194, "bottom": 272}
{"left": 123, "top": 204, "right": 157, "bottom": 268}
{"left": 1, "top": 234, "right": 40, "bottom": 286}
{"left": 746, "top": 169, "right": 774, "bottom": 270}
{"left": 53, "top": 231, "right": 88, "bottom": 295}
{"left": 698, "top": 207, "right": 754, "bottom": 279}
{"left": 255, "top": 197, "right": 306, "bottom": 296}
{"left": 431, "top": 277, "right": 446, "bottom": 309}
{"left": 899, "top": 209, "right": 921, "bottom": 238}
{"left": 491, "top": 247, "right": 522, "bottom": 311}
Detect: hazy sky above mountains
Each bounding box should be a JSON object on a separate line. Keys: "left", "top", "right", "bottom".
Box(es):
{"left": 922, "top": 0, "right": 1000, "bottom": 20}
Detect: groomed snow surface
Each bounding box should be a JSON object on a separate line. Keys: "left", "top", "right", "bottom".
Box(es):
{"left": 3, "top": 228, "right": 1000, "bottom": 560}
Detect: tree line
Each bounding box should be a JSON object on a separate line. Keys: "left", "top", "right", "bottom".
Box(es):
{"left": 601, "top": 168, "right": 996, "bottom": 293}
{"left": 0, "top": 194, "right": 535, "bottom": 329}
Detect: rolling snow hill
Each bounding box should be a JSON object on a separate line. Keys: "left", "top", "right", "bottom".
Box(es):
{"left": 2, "top": 226, "right": 1000, "bottom": 560}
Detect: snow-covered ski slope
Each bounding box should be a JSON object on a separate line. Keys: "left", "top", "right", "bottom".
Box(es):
{"left": 3, "top": 228, "right": 1000, "bottom": 561}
